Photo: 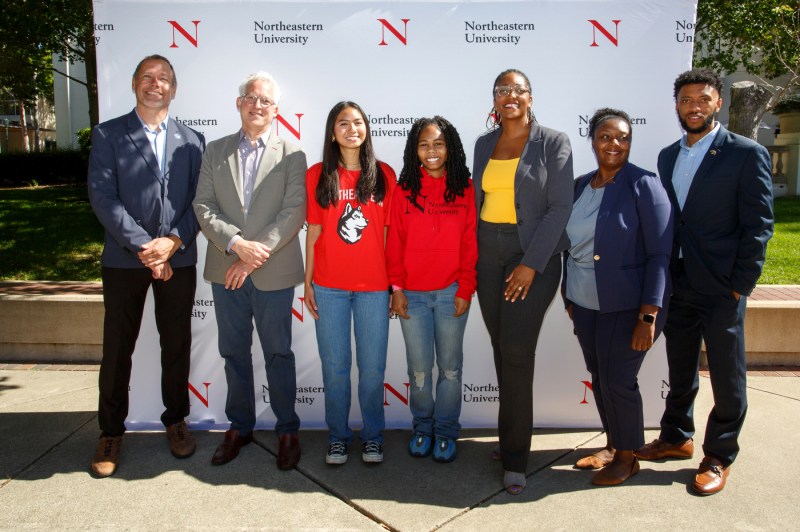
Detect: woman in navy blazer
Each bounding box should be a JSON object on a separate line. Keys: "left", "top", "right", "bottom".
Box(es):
{"left": 564, "top": 108, "right": 672, "bottom": 486}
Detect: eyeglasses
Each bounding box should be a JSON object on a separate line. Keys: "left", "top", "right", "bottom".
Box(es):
{"left": 494, "top": 85, "right": 530, "bottom": 97}
{"left": 240, "top": 94, "right": 276, "bottom": 107}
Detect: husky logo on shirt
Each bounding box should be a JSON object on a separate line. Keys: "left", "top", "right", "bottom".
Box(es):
{"left": 338, "top": 203, "right": 368, "bottom": 244}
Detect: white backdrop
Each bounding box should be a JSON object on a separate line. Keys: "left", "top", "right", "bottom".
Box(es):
{"left": 92, "top": 0, "right": 697, "bottom": 430}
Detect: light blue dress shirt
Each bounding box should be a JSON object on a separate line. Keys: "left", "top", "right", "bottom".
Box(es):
{"left": 226, "top": 130, "right": 267, "bottom": 252}
{"left": 566, "top": 183, "right": 605, "bottom": 311}
{"left": 671, "top": 122, "right": 721, "bottom": 210}
{"left": 136, "top": 111, "right": 168, "bottom": 176}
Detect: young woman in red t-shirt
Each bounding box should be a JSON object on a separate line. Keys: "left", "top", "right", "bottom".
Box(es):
{"left": 304, "top": 101, "right": 396, "bottom": 465}
{"left": 386, "top": 116, "right": 477, "bottom": 463}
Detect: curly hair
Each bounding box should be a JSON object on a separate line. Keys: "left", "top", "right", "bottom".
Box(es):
{"left": 587, "top": 107, "right": 633, "bottom": 140}
{"left": 486, "top": 68, "right": 536, "bottom": 129}
{"left": 398, "top": 116, "right": 471, "bottom": 204}
{"left": 315, "top": 101, "right": 387, "bottom": 208}
{"left": 673, "top": 69, "right": 723, "bottom": 100}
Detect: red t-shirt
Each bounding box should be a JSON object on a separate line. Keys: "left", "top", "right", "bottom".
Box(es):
{"left": 386, "top": 169, "right": 478, "bottom": 300}
{"left": 306, "top": 162, "right": 396, "bottom": 291}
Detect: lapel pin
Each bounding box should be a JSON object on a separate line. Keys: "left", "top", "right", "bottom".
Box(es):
{"left": 174, "top": 133, "right": 182, "bottom": 140}
{"left": 709, "top": 149, "right": 717, "bottom": 155}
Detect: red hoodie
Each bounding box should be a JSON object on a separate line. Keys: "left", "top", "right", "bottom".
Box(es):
{"left": 386, "top": 169, "right": 477, "bottom": 300}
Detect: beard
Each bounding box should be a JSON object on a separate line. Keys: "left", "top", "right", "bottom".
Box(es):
{"left": 679, "top": 111, "right": 716, "bottom": 134}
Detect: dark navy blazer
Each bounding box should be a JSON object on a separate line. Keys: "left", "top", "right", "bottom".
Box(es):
{"left": 88, "top": 109, "right": 205, "bottom": 269}
{"left": 658, "top": 126, "right": 774, "bottom": 297}
{"left": 568, "top": 162, "right": 673, "bottom": 315}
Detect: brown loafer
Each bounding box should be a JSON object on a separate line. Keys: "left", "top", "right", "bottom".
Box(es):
{"left": 692, "top": 456, "right": 730, "bottom": 495}
{"left": 91, "top": 435, "right": 122, "bottom": 478}
{"left": 635, "top": 438, "right": 693, "bottom": 460}
{"left": 166, "top": 421, "right": 196, "bottom": 458}
{"left": 575, "top": 448, "right": 615, "bottom": 470}
{"left": 277, "top": 433, "right": 301, "bottom": 470}
{"left": 592, "top": 456, "right": 640, "bottom": 486}
{"left": 211, "top": 429, "right": 253, "bottom": 466}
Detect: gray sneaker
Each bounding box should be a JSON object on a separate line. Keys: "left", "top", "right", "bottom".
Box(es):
{"left": 361, "top": 440, "right": 383, "bottom": 463}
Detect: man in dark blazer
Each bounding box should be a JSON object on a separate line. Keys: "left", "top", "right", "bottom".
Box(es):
{"left": 193, "top": 72, "right": 306, "bottom": 470}
{"left": 636, "top": 69, "right": 774, "bottom": 495}
{"left": 88, "top": 55, "right": 205, "bottom": 478}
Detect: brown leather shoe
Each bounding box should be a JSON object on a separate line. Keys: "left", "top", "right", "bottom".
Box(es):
{"left": 277, "top": 433, "right": 301, "bottom": 470}
{"left": 592, "top": 452, "right": 640, "bottom": 486}
{"left": 211, "top": 429, "right": 253, "bottom": 465}
{"left": 575, "top": 448, "right": 615, "bottom": 470}
{"left": 635, "top": 438, "right": 693, "bottom": 460}
{"left": 91, "top": 435, "right": 122, "bottom": 478}
{"left": 166, "top": 421, "right": 196, "bottom": 458}
{"left": 692, "top": 456, "right": 730, "bottom": 495}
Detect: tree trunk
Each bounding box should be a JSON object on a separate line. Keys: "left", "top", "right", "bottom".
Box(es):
{"left": 728, "top": 81, "right": 772, "bottom": 140}
{"left": 18, "top": 98, "right": 30, "bottom": 152}
{"left": 83, "top": 19, "right": 99, "bottom": 127}
{"left": 32, "top": 96, "right": 40, "bottom": 152}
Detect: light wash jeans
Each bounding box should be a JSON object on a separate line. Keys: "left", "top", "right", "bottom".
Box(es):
{"left": 313, "top": 283, "right": 389, "bottom": 445}
{"left": 400, "top": 283, "right": 468, "bottom": 440}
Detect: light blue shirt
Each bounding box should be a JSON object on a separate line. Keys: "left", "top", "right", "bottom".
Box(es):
{"left": 566, "top": 183, "right": 604, "bottom": 311}
{"left": 671, "top": 122, "right": 721, "bottom": 210}
{"left": 136, "top": 110, "right": 168, "bottom": 176}
{"left": 227, "top": 130, "right": 268, "bottom": 252}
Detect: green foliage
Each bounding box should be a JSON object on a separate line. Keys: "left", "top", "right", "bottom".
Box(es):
{"left": 761, "top": 196, "right": 800, "bottom": 284}
{"left": 0, "top": 185, "right": 102, "bottom": 281}
{"left": 0, "top": 150, "right": 87, "bottom": 186}
{"left": 694, "top": 1, "right": 800, "bottom": 80}
{"left": 771, "top": 94, "right": 800, "bottom": 114}
{"left": 76, "top": 128, "right": 92, "bottom": 153}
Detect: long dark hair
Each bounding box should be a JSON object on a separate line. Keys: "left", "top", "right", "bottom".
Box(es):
{"left": 486, "top": 68, "right": 536, "bottom": 129}
{"left": 399, "top": 116, "right": 471, "bottom": 204}
{"left": 316, "top": 101, "right": 386, "bottom": 208}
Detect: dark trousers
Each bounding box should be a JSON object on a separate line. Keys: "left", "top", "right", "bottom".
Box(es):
{"left": 572, "top": 305, "right": 650, "bottom": 451}
{"left": 211, "top": 280, "right": 300, "bottom": 435}
{"left": 98, "top": 266, "right": 195, "bottom": 435}
{"left": 660, "top": 268, "right": 748, "bottom": 466}
{"left": 476, "top": 222, "right": 562, "bottom": 473}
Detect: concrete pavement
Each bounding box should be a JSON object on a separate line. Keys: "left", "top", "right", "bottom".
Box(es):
{"left": 0, "top": 367, "right": 798, "bottom": 531}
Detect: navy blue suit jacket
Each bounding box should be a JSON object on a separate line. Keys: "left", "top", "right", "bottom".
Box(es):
{"left": 657, "top": 126, "right": 774, "bottom": 296}
{"left": 88, "top": 109, "right": 205, "bottom": 269}
{"left": 568, "top": 162, "right": 673, "bottom": 315}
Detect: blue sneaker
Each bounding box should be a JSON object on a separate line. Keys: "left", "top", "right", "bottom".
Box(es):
{"left": 408, "top": 433, "right": 433, "bottom": 457}
{"left": 432, "top": 436, "right": 457, "bottom": 463}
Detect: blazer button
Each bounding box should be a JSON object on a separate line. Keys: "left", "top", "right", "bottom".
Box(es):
{"left": 517, "top": 219, "right": 524, "bottom": 225}
{"left": 593, "top": 254, "right": 600, "bottom": 261}
{"left": 515, "top": 203, "right": 520, "bottom": 209}
{"left": 680, "top": 221, "right": 686, "bottom": 226}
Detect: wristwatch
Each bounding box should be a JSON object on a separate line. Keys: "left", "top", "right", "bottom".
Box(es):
{"left": 638, "top": 313, "right": 656, "bottom": 324}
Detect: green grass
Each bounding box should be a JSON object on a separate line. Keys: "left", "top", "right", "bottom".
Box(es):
{"left": 761, "top": 196, "right": 800, "bottom": 284}
{"left": 0, "top": 185, "right": 798, "bottom": 284}
{"left": 0, "top": 185, "right": 103, "bottom": 281}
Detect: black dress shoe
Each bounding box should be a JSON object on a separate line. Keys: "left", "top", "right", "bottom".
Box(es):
{"left": 277, "top": 433, "right": 301, "bottom": 470}
{"left": 211, "top": 429, "right": 253, "bottom": 465}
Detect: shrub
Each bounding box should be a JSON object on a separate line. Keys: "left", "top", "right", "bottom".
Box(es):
{"left": 0, "top": 149, "right": 88, "bottom": 187}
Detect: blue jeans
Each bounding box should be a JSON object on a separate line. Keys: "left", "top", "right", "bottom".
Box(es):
{"left": 212, "top": 280, "right": 300, "bottom": 435}
{"left": 313, "top": 283, "right": 389, "bottom": 445}
{"left": 400, "top": 283, "right": 467, "bottom": 440}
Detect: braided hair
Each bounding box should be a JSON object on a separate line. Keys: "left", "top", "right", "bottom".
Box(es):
{"left": 315, "top": 101, "right": 387, "bottom": 208}
{"left": 398, "top": 116, "right": 471, "bottom": 204}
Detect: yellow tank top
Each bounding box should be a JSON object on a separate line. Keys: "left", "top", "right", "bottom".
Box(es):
{"left": 480, "top": 158, "right": 518, "bottom": 223}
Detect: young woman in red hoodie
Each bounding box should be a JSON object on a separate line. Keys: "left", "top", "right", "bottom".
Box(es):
{"left": 386, "top": 116, "right": 477, "bottom": 463}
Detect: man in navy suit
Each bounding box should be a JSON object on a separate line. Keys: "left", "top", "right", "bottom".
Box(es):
{"left": 88, "top": 55, "right": 205, "bottom": 477}
{"left": 636, "top": 69, "right": 774, "bottom": 495}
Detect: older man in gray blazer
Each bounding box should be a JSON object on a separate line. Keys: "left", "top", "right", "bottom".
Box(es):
{"left": 193, "top": 71, "right": 307, "bottom": 470}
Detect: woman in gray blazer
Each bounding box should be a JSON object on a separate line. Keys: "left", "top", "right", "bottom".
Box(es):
{"left": 473, "top": 69, "right": 574, "bottom": 494}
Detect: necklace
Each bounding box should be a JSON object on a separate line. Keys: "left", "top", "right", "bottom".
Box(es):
{"left": 591, "top": 172, "right": 615, "bottom": 189}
